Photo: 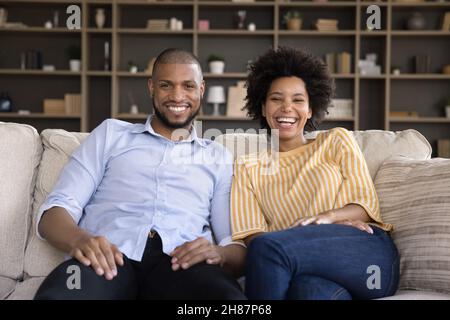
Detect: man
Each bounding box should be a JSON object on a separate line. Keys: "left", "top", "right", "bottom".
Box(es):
{"left": 34, "top": 48, "right": 246, "bottom": 300}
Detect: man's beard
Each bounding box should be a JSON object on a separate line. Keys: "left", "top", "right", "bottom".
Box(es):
{"left": 152, "top": 97, "right": 201, "bottom": 129}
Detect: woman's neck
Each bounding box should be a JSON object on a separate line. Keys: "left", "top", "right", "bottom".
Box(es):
{"left": 278, "top": 135, "right": 309, "bottom": 152}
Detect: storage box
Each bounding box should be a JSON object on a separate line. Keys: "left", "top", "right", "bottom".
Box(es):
{"left": 43, "top": 99, "right": 65, "bottom": 114}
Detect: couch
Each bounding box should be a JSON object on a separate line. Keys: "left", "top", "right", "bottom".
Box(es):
{"left": 1, "top": 120, "right": 450, "bottom": 300}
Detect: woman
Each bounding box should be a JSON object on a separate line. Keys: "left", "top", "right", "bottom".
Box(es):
{"left": 231, "top": 47, "right": 399, "bottom": 300}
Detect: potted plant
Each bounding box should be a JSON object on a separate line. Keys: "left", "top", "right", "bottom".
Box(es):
{"left": 66, "top": 44, "right": 81, "bottom": 72}
{"left": 283, "top": 10, "right": 302, "bottom": 31}
{"left": 208, "top": 54, "right": 225, "bottom": 74}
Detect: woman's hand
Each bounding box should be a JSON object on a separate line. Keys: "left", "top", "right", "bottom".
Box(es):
{"left": 291, "top": 210, "right": 337, "bottom": 227}
{"left": 291, "top": 210, "right": 374, "bottom": 234}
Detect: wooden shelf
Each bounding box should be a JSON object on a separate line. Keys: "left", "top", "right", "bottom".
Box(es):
{"left": 278, "top": 30, "right": 356, "bottom": 36}
{"left": 198, "top": 115, "right": 253, "bottom": 121}
{"left": 116, "top": 113, "right": 148, "bottom": 120}
{"left": 391, "top": 31, "right": 450, "bottom": 37}
{"left": 116, "top": 0, "right": 193, "bottom": 5}
{"left": 390, "top": 117, "right": 450, "bottom": 124}
{"left": 198, "top": 30, "right": 274, "bottom": 36}
{"left": 116, "top": 71, "right": 151, "bottom": 77}
{"left": 86, "top": 71, "right": 112, "bottom": 76}
{"left": 198, "top": 1, "right": 275, "bottom": 7}
{"left": 1, "top": 0, "right": 448, "bottom": 148}
{"left": 117, "top": 28, "right": 194, "bottom": 34}
{"left": 0, "top": 27, "right": 81, "bottom": 33}
{"left": 390, "top": 74, "right": 450, "bottom": 80}
{"left": 87, "top": 28, "right": 113, "bottom": 33}
{"left": 324, "top": 117, "right": 355, "bottom": 122}
{"left": 204, "top": 72, "right": 247, "bottom": 78}
{"left": 0, "top": 69, "right": 82, "bottom": 76}
{"left": 0, "top": 113, "right": 81, "bottom": 119}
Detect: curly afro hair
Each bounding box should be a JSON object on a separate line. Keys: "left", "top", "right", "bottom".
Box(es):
{"left": 244, "top": 46, "right": 335, "bottom": 132}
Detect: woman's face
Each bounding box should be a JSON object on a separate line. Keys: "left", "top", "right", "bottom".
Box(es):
{"left": 263, "top": 76, "right": 312, "bottom": 141}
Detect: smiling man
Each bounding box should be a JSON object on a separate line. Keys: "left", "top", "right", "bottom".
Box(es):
{"left": 34, "top": 48, "right": 246, "bottom": 300}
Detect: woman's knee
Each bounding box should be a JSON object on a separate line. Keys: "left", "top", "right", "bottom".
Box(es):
{"left": 247, "top": 232, "right": 287, "bottom": 261}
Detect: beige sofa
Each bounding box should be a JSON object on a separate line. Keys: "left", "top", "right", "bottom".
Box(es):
{"left": 1, "top": 121, "right": 450, "bottom": 300}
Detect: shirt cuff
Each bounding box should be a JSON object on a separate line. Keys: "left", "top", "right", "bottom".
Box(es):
{"left": 35, "top": 201, "right": 81, "bottom": 240}
{"left": 217, "top": 236, "right": 247, "bottom": 248}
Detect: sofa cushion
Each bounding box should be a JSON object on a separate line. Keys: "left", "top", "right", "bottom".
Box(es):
{"left": 6, "top": 277, "right": 45, "bottom": 300}
{"left": 378, "top": 290, "right": 450, "bottom": 300}
{"left": 24, "top": 129, "right": 88, "bottom": 277}
{"left": 215, "top": 129, "right": 432, "bottom": 179}
{"left": 0, "top": 122, "right": 42, "bottom": 280}
{"left": 375, "top": 157, "right": 450, "bottom": 294}
{"left": 0, "top": 277, "right": 16, "bottom": 300}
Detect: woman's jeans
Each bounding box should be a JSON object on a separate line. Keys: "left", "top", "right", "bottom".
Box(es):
{"left": 245, "top": 224, "right": 399, "bottom": 300}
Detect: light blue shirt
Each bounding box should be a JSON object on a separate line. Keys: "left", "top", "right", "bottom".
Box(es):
{"left": 36, "top": 116, "right": 234, "bottom": 261}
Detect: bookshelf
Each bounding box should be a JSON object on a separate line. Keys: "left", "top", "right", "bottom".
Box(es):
{"left": 0, "top": 0, "right": 449, "bottom": 155}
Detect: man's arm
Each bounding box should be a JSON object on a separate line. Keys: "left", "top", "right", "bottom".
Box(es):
{"left": 39, "top": 206, "right": 124, "bottom": 280}
{"left": 36, "top": 120, "right": 122, "bottom": 280}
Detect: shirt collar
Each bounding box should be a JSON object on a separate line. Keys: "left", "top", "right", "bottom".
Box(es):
{"left": 131, "top": 115, "right": 208, "bottom": 148}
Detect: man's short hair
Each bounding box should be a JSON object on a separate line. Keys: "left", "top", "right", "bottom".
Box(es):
{"left": 152, "top": 48, "right": 203, "bottom": 79}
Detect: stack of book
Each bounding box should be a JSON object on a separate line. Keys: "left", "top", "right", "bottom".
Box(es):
{"left": 64, "top": 93, "right": 81, "bottom": 115}
{"left": 315, "top": 19, "right": 338, "bottom": 31}
{"left": 325, "top": 52, "right": 351, "bottom": 74}
{"left": 326, "top": 99, "right": 353, "bottom": 118}
{"left": 438, "top": 139, "right": 450, "bottom": 158}
{"left": 414, "top": 55, "right": 431, "bottom": 73}
{"left": 146, "top": 19, "right": 169, "bottom": 31}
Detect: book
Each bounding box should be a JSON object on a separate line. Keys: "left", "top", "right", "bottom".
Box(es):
{"left": 442, "top": 12, "right": 450, "bottom": 31}
{"left": 43, "top": 99, "right": 65, "bottom": 114}
{"left": 64, "top": 93, "right": 81, "bottom": 115}
{"left": 389, "top": 111, "right": 419, "bottom": 118}
{"left": 438, "top": 139, "right": 450, "bottom": 158}
{"left": 337, "top": 52, "right": 351, "bottom": 74}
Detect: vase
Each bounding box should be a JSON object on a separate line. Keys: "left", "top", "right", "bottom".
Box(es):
{"left": 406, "top": 12, "right": 426, "bottom": 30}
{"left": 287, "top": 18, "right": 302, "bottom": 31}
{"left": 95, "top": 8, "right": 105, "bottom": 29}
{"left": 209, "top": 61, "right": 225, "bottom": 74}
{"left": 69, "top": 59, "right": 81, "bottom": 72}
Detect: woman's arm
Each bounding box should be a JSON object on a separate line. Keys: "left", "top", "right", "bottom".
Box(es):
{"left": 291, "top": 204, "right": 374, "bottom": 234}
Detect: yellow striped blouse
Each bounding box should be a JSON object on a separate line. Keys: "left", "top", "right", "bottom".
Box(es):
{"left": 231, "top": 127, "right": 392, "bottom": 241}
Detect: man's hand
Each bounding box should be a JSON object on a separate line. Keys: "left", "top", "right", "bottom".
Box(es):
{"left": 69, "top": 235, "right": 124, "bottom": 280}
{"left": 170, "top": 237, "right": 225, "bottom": 271}
{"left": 291, "top": 210, "right": 373, "bottom": 234}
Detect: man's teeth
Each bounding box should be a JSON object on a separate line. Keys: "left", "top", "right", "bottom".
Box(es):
{"left": 276, "top": 117, "right": 297, "bottom": 124}
{"left": 168, "top": 106, "right": 188, "bottom": 112}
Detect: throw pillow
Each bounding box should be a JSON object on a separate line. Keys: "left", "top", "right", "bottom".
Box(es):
{"left": 375, "top": 156, "right": 450, "bottom": 294}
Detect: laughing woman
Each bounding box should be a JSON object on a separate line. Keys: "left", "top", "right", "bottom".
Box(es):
{"left": 231, "top": 47, "right": 399, "bottom": 300}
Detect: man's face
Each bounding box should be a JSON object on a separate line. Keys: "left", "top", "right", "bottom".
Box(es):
{"left": 149, "top": 63, "right": 205, "bottom": 129}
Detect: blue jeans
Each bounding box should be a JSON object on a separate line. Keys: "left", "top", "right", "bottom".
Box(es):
{"left": 245, "top": 224, "right": 399, "bottom": 300}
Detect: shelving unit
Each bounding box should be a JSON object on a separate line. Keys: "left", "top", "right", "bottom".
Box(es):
{"left": 0, "top": 0, "right": 448, "bottom": 155}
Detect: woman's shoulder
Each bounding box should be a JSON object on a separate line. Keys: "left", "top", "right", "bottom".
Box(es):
{"left": 235, "top": 150, "right": 269, "bottom": 168}
{"left": 317, "top": 127, "right": 352, "bottom": 144}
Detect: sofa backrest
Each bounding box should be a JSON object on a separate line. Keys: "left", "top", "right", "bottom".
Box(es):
{"left": 6, "top": 125, "right": 432, "bottom": 279}
{"left": 24, "top": 130, "right": 88, "bottom": 278}
{"left": 0, "top": 122, "right": 42, "bottom": 281}
{"left": 216, "top": 129, "right": 432, "bottom": 179}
